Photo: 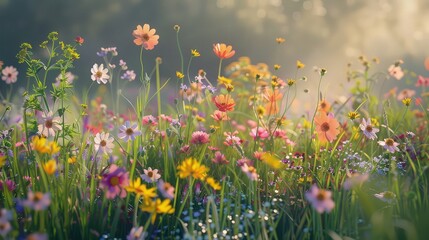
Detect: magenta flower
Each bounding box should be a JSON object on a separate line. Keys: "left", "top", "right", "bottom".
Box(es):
{"left": 250, "top": 127, "right": 270, "bottom": 140}
{"left": 378, "top": 138, "right": 400, "bottom": 153}
{"left": 359, "top": 118, "right": 379, "bottom": 140}
{"left": 100, "top": 164, "right": 129, "bottom": 199}
{"left": 118, "top": 121, "right": 141, "bottom": 141}
{"left": 305, "top": 184, "right": 335, "bottom": 213}
{"left": 142, "top": 115, "right": 158, "bottom": 126}
{"left": 416, "top": 75, "right": 429, "bottom": 87}
{"left": 190, "top": 131, "right": 210, "bottom": 144}
{"left": 1, "top": 66, "right": 18, "bottom": 84}
{"left": 211, "top": 151, "right": 229, "bottom": 164}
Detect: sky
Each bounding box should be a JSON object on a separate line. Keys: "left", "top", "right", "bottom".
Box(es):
{"left": 1, "top": 0, "right": 428, "bottom": 115}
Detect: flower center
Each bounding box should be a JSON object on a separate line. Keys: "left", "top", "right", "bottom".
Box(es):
{"left": 7, "top": 73, "right": 12, "bottom": 78}
{"left": 365, "top": 125, "right": 373, "bottom": 132}
{"left": 321, "top": 122, "right": 330, "bottom": 132}
{"left": 0, "top": 223, "right": 5, "bottom": 230}
{"left": 385, "top": 138, "right": 394, "bottom": 146}
{"left": 100, "top": 140, "right": 107, "bottom": 147}
{"left": 126, "top": 128, "right": 134, "bottom": 136}
{"left": 110, "top": 176, "right": 119, "bottom": 186}
{"left": 142, "top": 33, "right": 150, "bottom": 41}
{"left": 45, "top": 119, "right": 53, "bottom": 128}
{"left": 320, "top": 102, "right": 326, "bottom": 109}
{"left": 34, "top": 192, "right": 44, "bottom": 202}
{"left": 96, "top": 71, "right": 103, "bottom": 78}
{"left": 147, "top": 171, "right": 153, "bottom": 178}
{"left": 316, "top": 190, "right": 327, "bottom": 201}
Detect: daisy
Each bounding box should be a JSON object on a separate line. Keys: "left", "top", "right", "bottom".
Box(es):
{"left": 314, "top": 113, "right": 340, "bottom": 143}
{"left": 94, "top": 132, "right": 114, "bottom": 154}
{"left": 378, "top": 138, "right": 400, "bottom": 153}
{"left": 132, "top": 24, "right": 159, "bottom": 50}
{"left": 177, "top": 157, "right": 209, "bottom": 180}
{"left": 118, "top": 121, "right": 141, "bottom": 141}
{"left": 359, "top": 118, "right": 379, "bottom": 140}
{"left": 1, "top": 66, "right": 18, "bottom": 84}
{"left": 141, "top": 167, "right": 161, "bottom": 183}
{"left": 213, "top": 43, "right": 235, "bottom": 59}
{"left": 157, "top": 180, "right": 175, "bottom": 199}
{"left": 90, "top": 63, "right": 109, "bottom": 84}
{"left": 37, "top": 111, "right": 62, "bottom": 137}
{"left": 305, "top": 184, "right": 335, "bottom": 213}
{"left": 100, "top": 164, "right": 129, "bottom": 199}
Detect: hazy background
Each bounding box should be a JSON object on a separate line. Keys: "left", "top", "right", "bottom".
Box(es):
{"left": 1, "top": 0, "right": 428, "bottom": 114}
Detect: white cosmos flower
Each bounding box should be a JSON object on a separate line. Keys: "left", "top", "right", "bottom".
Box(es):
{"left": 91, "top": 63, "right": 110, "bottom": 84}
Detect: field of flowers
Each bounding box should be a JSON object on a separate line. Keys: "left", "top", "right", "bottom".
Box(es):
{"left": 0, "top": 23, "right": 428, "bottom": 239}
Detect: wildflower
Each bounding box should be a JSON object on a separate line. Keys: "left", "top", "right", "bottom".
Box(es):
{"left": 343, "top": 173, "right": 369, "bottom": 190}
{"left": 296, "top": 60, "right": 305, "bottom": 69}
{"left": 211, "top": 110, "right": 230, "bottom": 121}
{"left": 378, "top": 138, "right": 400, "bottom": 153}
{"left": 1, "top": 66, "right": 18, "bottom": 84}
{"left": 121, "top": 70, "right": 136, "bottom": 81}
{"left": 127, "top": 226, "right": 147, "bottom": 240}
{"left": 22, "top": 191, "right": 51, "bottom": 211}
{"left": 241, "top": 164, "right": 258, "bottom": 181}
{"left": 67, "top": 156, "right": 77, "bottom": 164}
{"left": 94, "top": 132, "right": 114, "bottom": 154}
{"left": 0, "top": 180, "right": 16, "bottom": 192}
{"left": 260, "top": 153, "right": 282, "bottom": 169}
{"left": 250, "top": 127, "right": 270, "bottom": 140}
{"left": 274, "top": 64, "right": 281, "bottom": 70}
{"left": 90, "top": 63, "right": 109, "bottom": 84}
{"left": 276, "top": 37, "right": 285, "bottom": 44}
{"left": 190, "top": 131, "right": 210, "bottom": 144}
{"left": 347, "top": 111, "right": 360, "bottom": 120}
{"left": 141, "top": 167, "right": 161, "bottom": 183}
{"left": 140, "top": 198, "right": 174, "bottom": 224}
{"left": 206, "top": 177, "right": 221, "bottom": 190}
{"left": 397, "top": 89, "right": 415, "bottom": 100}
{"left": 55, "top": 71, "right": 75, "bottom": 86}
{"left": 374, "top": 191, "right": 396, "bottom": 203}
{"left": 176, "top": 71, "right": 184, "bottom": 79}
{"left": 126, "top": 178, "right": 157, "bottom": 199}
{"left": 177, "top": 157, "right": 209, "bottom": 180}
{"left": 213, "top": 43, "right": 235, "bottom": 59}
{"left": 0, "top": 153, "right": 6, "bottom": 168}
{"left": 263, "top": 89, "right": 282, "bottom": 115}
{"left": 191, "top": 49, "right": 200, "bottom": 57}
{"left": 75, "top": 36, "right": 84, "bottom": 45}
{"left": 318, "top": 99, "right": 331, "bottom": 113}
{"left": 388, "top": 64, "right": 404, "bottom": 80}
{"left": 31, "top": 136, "right": 50, "bottom": 154}
{"left": 359, "top": 118, "right": 379, "bottom": 140}
{"left": 287, "top": 79, "right": 295, "bottom": 86}
{"left": 118, "top": 121, "right": 141, "bottom": 141}
{"left": 37, "top": 111, "right": 62, "bottom": 138}
{"left": 158, "top": 180, "right": 175, "bottom": 199}
{"left": 26, "top": 233, "right": 48, "bottom": 240}
{"left": 314, "top": 113, "right": 340, "bottom": 143}
{"left": 0, "top": 220, "right": 11, "bottom": 238}
{"left": 256, "top": 105, "right": 266, "bottom": 118}
{"left": 142, "top": 115, "right": 158, "bottom": 126}
{"left": 0, "top": 209, "right": 12, "bottom": 222}
{"left": 211, "top": 151, "right": 229, "bottom": 164}
{"left": 305, "top": 184, "right": 335, "bottom": 213}
{"left": 132, "top": 24, "right": 159, "bottom": 50}
{"left": 100, "top": 164, "right": 129, "bottom": 199}
{"left": 402, "top": 97, "right": 412, "bottom": 106}
{"left": 43, "top": 160, "right": 57, "bottom": 175}
{"left": 223, "top": 131, "right": 242, "bottom": 146}
{"left": 416, "top": 75, "right": 429, "bottom": 87}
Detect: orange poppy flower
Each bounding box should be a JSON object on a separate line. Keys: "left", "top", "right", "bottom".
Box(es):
{"left": 132, "top": 24, "right": 159, "bottom": 50}
{"left": 213, "top": 43, "right": 235, "bottom": 59}
{"left": 314, "top": 113, "right": 340, "bottom": 143}
{"left": 213, "top": 94, "right": 235, "bottom": 112}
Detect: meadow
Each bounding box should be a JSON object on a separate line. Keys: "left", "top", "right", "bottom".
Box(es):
{"left": 0, "top": 24, "right": 428, "bottom": 239}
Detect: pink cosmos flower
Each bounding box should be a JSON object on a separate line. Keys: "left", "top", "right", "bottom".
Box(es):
{"left": 100, "top": 164, "right": 129, "bottom": 199}
{"left": 211, "top": 110, "right": 230, "bottom": 121}
{"left": 378, "top": 138, "right": 400, "bottom": 153}
{"left": 388, "top": 64, "right": 404, "bottom": 80}
{"left": 91, "top": 63, "right": 110, "bottom": 84}
{"left": 359, "top": 118, "right": 379, "bottom": 140}
{"left": 157, "top": 180, "right": 175, "bottom": 199}
{"left": 305, "top": 184, "right": 335, "bottom": 213}
{"left": 190, "top": 131, "right": 210, "bottom": 144}
{"left": 396, "top": 88, "right": 415, "bottom": 101}
{"left": 223, "top": 131, "right": 242, "bottom": 146}
{"left": 211, "top": 151, "right": 229, "bottom": 164}
{"left": 416, "top": 75, "right": 429, "bottom": 87}
{"left": 22, "top": 191, "right": 51, "bottom": 211}
{"left": 249, "top": 127, "right": 270, "bottom": 140}
{"left": 118, "top": 121, "right": 141, "bottom": 141}
{"left": 141, "top": 167, "right": 161, "bottom": 183}
{"left": 1, "top": 66, "right": 18, "bottom": 84}
{"left": 94, "top": 132, "right": 115, "bottom": 154}
{"left": 241, "top": 164, "right": 258, "bottom": 181}
{"left": 142, "top": 115, "right": 158, "bottom": 126}
{"left": 37, "top": 111, "right": 62, "bottom": 137}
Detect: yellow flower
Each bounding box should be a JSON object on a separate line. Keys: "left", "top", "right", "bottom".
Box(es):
{"left": 0, "top": 154, "right": 6, "bottom": 168}
{"left": 296, "top": 60, "right": 305, "bottom": 69}
{"left": 176, "top": 71, "right": 184, "bottom": 79}
{"left": 140, "top": 198, "right": 174, "bottom": 223}
{"left": 347, "top": 111, "right": 360, "bottom": 120}
{"left": 67, "top": 156, "right": 77, "bottom": 164}
{"left": 206, "top": 177, "right": 221, "bottom": 190}
{"left": 31, "top": 136, "right": 50, "bottom": 154}
{"left": 287, "top": 79, "right": 296, "bottom": 86}
{"left": 224, "top": 83, "right": 234, "bottom": 92}
{"left": 371, "top": 118, "right": 380, "bottom": 127}
{"left": 402, "top": 98, "right": 412, "bottom": 106}
{"left": 48, "top": 141, "right": 61, "bottom": 155}
{"left": 43, "top": 159, "right": 57, "bottom": 175}
{"left": 126, "top": 178, "right": 157, "bottom": 199}
{"left": 217, "top": 76, "right": 232, "bottom": 85}
{"left": 275, "top": 37, "right": 285, "bottom": 44}
{"left": 256, "top": 105, "right": 265, "bottom": 118}
{"left": 274, "top": 64, "right": 281, "bottom": 70}
{"left": 195, "top": 115, "right": 205, "bottom": 122}
{"left": 177, "top": 157, "right": 209, "bottom": 180}
{"left": 191, "top": 49, "right": 200, "bottom": 57}
{"left": 260, "top": 153, "right": 282, "bottom": 169}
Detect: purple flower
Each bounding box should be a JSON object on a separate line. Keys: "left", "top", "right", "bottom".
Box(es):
{"left": 359, "top": 118, "right": 379, "bottom": 140}
{"left": 121, "top": 70, "right": 136, "bottom": 82}
{"left": 100, "top": 164, "right": 129, "bottom": 199}
{"left": 22, "top": 191, "right": 51, "bottom": 211}
{"left": 378, "top": 138, "right": 400, "bottom": 153}
{"left": 118, "top": 121, "right": 141, "bottom": 141}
